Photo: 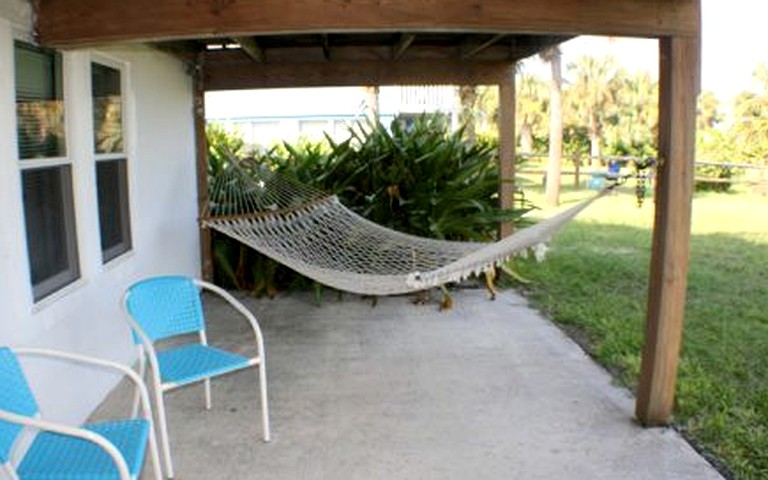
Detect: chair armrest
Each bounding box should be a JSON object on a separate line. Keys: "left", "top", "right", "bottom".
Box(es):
{"left": 0, "top": 409, "right": 132, "bottom": 480}
{"left": 12, "top": 348, "right": 154, "bottom": 422}
{"left": 194, "top": 280, "right": 267, "bottom": 357}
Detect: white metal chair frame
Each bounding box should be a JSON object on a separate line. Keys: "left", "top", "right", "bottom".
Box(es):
{"left": 123, "top": 278, "right": 270, "bottom": 479}
{"left": 0, "top": 347, "right": 162, "bottom": 480}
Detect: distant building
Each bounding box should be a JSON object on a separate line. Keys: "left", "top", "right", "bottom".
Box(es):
{"left": 205, "top": 85, "right": 460, "bottom": 146}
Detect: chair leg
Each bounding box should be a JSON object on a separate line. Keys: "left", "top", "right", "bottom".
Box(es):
{"left": 204, "top": 378, "right": 212, "bottom": 410}
{"left": 131, "top": 357, "right": 146, "bottom": 418}
{"left": 154, "top": 393, "right": 175, "bottom": 479}
{"left": 147, "top": 418, "right": 164, "bottom": 480}
{"left": 258, "top": 361, "right": 271, "bottom": 442}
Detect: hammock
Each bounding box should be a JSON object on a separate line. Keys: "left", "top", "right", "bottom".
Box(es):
{"left": 201, "top": 164, "right": 609, "bottom": 296}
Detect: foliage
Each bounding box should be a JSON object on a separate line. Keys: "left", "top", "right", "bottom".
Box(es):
{"left": 694, "top": 164, "right": 735, "bottom": 193}
{"left": 515, "top": 187, "right": 768, "bottom": 479}
{"left": 207, "top": 115, "right": 535, "bottom": 293}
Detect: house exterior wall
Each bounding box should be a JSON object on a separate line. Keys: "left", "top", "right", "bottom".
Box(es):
{"left": 0, "top": 3, "right": 199, "bottom": 424}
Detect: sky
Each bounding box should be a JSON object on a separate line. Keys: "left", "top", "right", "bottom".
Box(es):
{"left": 208, "top": 0, "right": 768, "bottom": 118}
{"left": 523, "top": 0, "right": 768, "bottom": 104}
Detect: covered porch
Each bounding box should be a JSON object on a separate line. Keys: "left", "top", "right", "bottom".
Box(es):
{"left": 96, "top": 288, "right": 720, "bottom": 479}
{"left": 35, "top": 0, "right": 701, "bottom": 426}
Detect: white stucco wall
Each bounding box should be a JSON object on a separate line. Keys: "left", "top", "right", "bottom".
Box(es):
{"left": 0, "top": 5, "right": 199, "bottom": 424}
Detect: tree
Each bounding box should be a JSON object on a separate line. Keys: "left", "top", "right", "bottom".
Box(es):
{"left": 541, "top": 47, "right": 564, "bottom": 207}
{"left": 566, "top": 55, "right": 620, "bottom": 163}
{"left": 697, "top": 90, "right": 722, "bottom": 132}
{"left": 604, "top": 69, "right": 658, "bottom": 157}
{"left": 459, "top": 85, "right": 479, "bottom": 143}
{"left": 363, "top": 85, "right": 380, "bottom": 123}
{"left": 516, "top": 74, "right": 548, "bottom": 154}
{"left": 730, "top": 64, "right": 768, "bottom": 165}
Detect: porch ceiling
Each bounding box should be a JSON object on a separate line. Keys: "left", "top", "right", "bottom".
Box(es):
{"left": 160, "top": 32, "right": 569, "bottom": 89}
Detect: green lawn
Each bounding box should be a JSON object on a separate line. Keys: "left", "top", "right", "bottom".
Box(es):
{"left": 513, "top": 183, "right": 768, "bottom": 479}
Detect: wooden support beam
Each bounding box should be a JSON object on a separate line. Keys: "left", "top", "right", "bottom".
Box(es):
{"left": 234, "top": 36, "right": 266, "bottom": 62}
{"left": 36, "top": 0, "right": 699, "bottom": 48}
{"left": 462, "top": 34, "right": 506, "bottom": 60}
{"left": 498, "top": 65, "right": 516, "bottom": 237}
{"left": 636, "top": 32, "right": 700, "bottom": 425}
{"left": 205, "top": 58, "right": 510, "bottom": 89}
{"left": 193, "top": 55, "right": 214, "bottom": 281}
{"left": 321, "top": 34, "right": 331, "bottom": 60}
{"left": 392, "top": 33, "right": 416, "bottom": 60}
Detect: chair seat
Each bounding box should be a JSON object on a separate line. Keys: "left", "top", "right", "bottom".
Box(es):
{"left": 157, "top": 344, "right": 250, "bottom": 386}
{"left": 17, "top": 419, "right": 149, "bottom": 480}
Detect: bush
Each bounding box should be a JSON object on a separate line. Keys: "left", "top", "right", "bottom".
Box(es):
{"left": 695, "top": 164, "right": 734, "bottom": 192}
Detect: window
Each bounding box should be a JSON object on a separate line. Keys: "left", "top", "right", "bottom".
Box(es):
{"left": 92, "top": 61, "right": 131, "bottom": 263}
{"left": 15, "top": 41, "right": 80, "bottom": 301}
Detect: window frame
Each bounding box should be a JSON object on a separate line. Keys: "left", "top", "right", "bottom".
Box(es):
{"left": 91, "top": 56, "right": 133, "bottom": 264}
{"left": 14, "top": 41, "right": 81, "bottom": 302}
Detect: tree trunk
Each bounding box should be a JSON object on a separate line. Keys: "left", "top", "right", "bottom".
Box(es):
{"left": 459, "top": 85, "right": 478, "bottom": 144}
{"left": 545, "top": 48, "right": 563, "bottom": 207}
{"left": 520, "top": 123, "right": 534, "bottom": 154}
{"left": 589, "top": 114, "right": 602, "bottom": 164}
{"left": 364, "top": 85, "right": 379, "bottom": 124}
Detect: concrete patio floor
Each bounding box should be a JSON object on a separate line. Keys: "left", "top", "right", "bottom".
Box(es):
{"left": 103, "top": 287, "right": 723, "bottom": 479}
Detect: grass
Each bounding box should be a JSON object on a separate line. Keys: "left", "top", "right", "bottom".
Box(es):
{"left": 511, "top": 182, "right": 768, "bottom": 479}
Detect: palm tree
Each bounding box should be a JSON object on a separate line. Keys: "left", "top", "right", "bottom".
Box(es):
{"left": 541, "top": 46, "right": 563, "bottom": 207}
{"left": 516, "top": 74, "right": 548, "bottom": 154}
{"left": 566, "top": 55, "right": 620, "bottom": 164}
{"left": 606, "top": 70, "right": 658, "bottom": 155}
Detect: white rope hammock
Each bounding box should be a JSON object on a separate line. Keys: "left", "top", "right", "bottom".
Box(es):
{"left": 201, "top": 164, "right": 609, "bottom": 296}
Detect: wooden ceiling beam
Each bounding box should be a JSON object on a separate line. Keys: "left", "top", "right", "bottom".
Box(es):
{"left": 392, "top": 33, "right": 416, "bottom": 60}
{"left": 461, "top": 34, "right": 505, "bottom": 60}
{"left": 205, "top": 58, "right": 512, "bottom": 90}
{"left": 36, "top": 0, "right": 699, "bottom": 48}
{"left": 153, "top": 40, "right": 201, "bottom": 65}
{"left": 234, "top": 36, "right": 266, "bottom": 62}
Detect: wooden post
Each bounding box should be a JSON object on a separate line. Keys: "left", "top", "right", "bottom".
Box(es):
{"left": 498, "top": 64, "right": 516, "bottom": 238}
{"left": 194, "top": 54, "right": 214, "bottom": 281}
{"left": 636, "top": 31, "right": 700, "bottom": 425}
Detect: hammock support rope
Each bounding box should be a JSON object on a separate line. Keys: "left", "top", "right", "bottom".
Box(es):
{"left": 201, "top": 163, "right": 610, "bottom": 296}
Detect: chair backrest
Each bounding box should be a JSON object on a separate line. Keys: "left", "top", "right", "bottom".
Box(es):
{"left": 125, "top": 276, "right": 206, "bottom": 343}
{"left": 0, "top": 348, "right": 39, "bottom": 463}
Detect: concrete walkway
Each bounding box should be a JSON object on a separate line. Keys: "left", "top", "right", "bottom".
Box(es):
{"left": 108, "top": 288, "right": 723, "bottom": 479}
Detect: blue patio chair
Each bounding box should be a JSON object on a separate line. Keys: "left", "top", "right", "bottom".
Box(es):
{"left": 0, "top": 346, "right": 162, "bottom": 480}
{"left": 123, "top": 276, "right": 270, "bottom": 479}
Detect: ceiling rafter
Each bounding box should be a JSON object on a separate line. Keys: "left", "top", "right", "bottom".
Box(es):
{"left": 320, "top": 34, "right": 331, "bottom": 60}
{"left": 234, "top": 36, "right": 266, "bottom": 62}
{"left": 391, "top": 33, "right": 416, "bottom": 60}
{"left": 461, "top": 33, "right": 506, "bottom": 60}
